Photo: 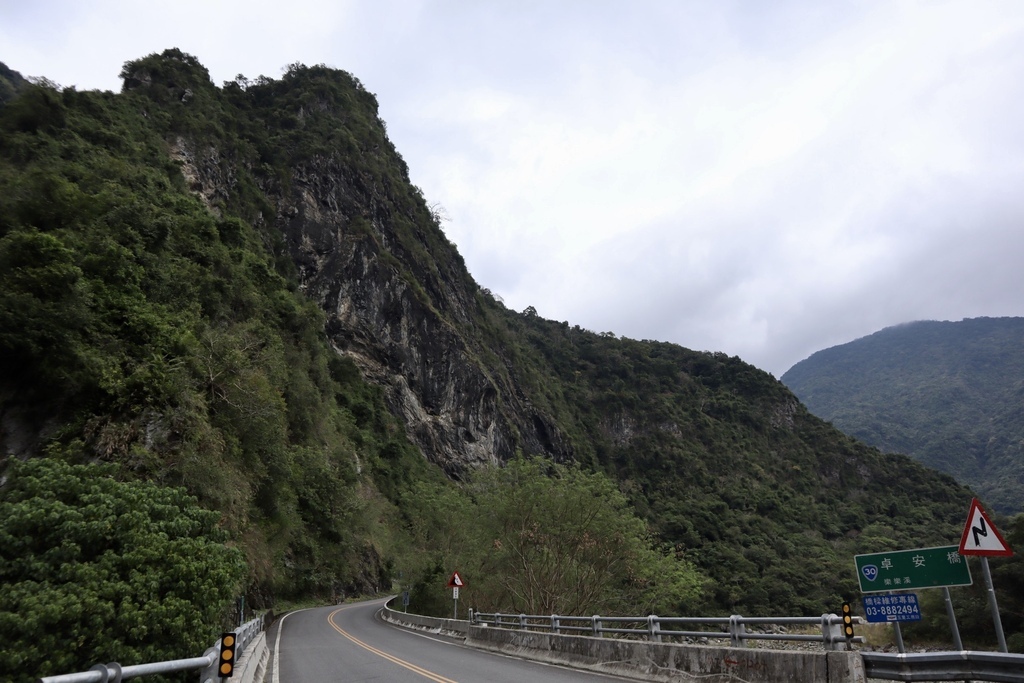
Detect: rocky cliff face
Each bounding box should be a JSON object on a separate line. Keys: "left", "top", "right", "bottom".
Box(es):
{"left": 170, "top": 127, "right": 571, "bottom": 476}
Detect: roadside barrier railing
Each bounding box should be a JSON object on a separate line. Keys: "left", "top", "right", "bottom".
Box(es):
{"left": 35, "top": 613, "right": 267, "bottom": 683}
{"left": 862, "top": 650, "right": 1024, "bottom": 682}
{"left": 469, "top": 610, "right": 865, "bottom": 650}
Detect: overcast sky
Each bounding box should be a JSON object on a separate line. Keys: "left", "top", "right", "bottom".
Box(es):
{"left": 4, "top": 0, "right": 1024, "bottom": 376}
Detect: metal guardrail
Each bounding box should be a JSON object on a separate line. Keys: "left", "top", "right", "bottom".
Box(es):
{"left": 862, "top": 650, "right": 1024, "bottom": 682}
{"left": 36, "top": 614, "right": 266, "bottom": 683}
{"left": 470, "top": 610, "right": 865, "bottom": 651}
{"left": 197, "top": 613, "right": 267, "bottom": 683}
{"left": 470, "top": 610, "right": 1024, "bottom": 680}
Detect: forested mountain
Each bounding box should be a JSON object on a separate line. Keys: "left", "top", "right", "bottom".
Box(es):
{"left": 782, "top": 318, "right": 1024, "bottom": 515}
{"left": 1, "top": 51, "right": 1018, "bottom": 674}
{"left": 0, "top": 62, "right": 27, "bottom": 105}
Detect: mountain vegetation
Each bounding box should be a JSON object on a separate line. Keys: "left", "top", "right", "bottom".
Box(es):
{"left": 403, "top": 457, "right": 706, "bottom": 618}
{"left": 0, "top": 459, "right": 243, "bottom": 678}
{"left": 1, "top": 51, "right": 1021, "bottom": 675}
{"left": 782, "top": 317, "right": 1024, "bottom": 515}
{"left": 0, "top": 62, "right": 27, "bottom": 105}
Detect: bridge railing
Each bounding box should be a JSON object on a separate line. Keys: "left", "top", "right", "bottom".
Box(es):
{"left": 470, "top": 610, "right": 865, "bottom": 650}
{"left": 35, "top": 613, "right": 267, "bottom": 683}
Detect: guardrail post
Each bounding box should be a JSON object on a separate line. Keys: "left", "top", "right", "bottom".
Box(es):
{"left": 519, "top": 613, "right": 527, "bottom": 629}
{"left": 592, "top": 615, "right": 601, "bottom": 637}
{"left": 821, "top": 613, "right": 846, "bottom": 651}
{"left": 199, "top": 645, "right": 219, "bottom": 682}
{"left": 728, "top": 615, "right": 746, "bottom": 648}
{"left": 468, "top": 608, "right": 474, "bottom": 624}
{"left": 551, "top": 615, "right": 560, "bottom": 634}
{"left": 648, "top": 615, "right": 662, "bottom": 643}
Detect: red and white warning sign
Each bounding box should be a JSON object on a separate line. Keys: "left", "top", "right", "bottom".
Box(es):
{"left": 447, "top": 570, "right": 465, "bottom": 588}
{"left": 958, "top": 498, "right": 1013, "bottom": 557}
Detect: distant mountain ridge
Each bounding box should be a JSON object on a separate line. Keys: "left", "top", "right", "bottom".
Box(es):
{"left": 782, "top": 317, "right": 1024, "bottom": 514}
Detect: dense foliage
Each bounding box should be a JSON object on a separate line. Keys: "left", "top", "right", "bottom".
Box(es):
{"left": 402, "top": 458, "right": 705, "bottom": 617}
{"left": 782, "top": 317, "right": 1024, "bottom": 514}
{"left": 0, "top": 459, "right": 244, "bottom": 682}
{"left": 0, "top": 55, "right": 429, "bottom": 608}
{"left": 480, "top": 315, "right": 975, "bottom": 615}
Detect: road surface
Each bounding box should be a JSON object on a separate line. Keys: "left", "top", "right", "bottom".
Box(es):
{"left": 269, "top": 597, "right": 635, "bottom": 682}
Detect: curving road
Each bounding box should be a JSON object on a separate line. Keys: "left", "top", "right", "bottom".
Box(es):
{"left": 268, "top": 597, "right": 633, "bottom": 682}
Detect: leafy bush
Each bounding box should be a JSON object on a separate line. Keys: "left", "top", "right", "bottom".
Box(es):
{"left": 0, "top": 459, "right": 245, "bottom": 681}
{"left": 403, "top": 458, "right": 706, "bottom": 617}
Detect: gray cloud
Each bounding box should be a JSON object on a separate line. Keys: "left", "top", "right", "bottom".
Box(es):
{"left": 4, "top": 0, "right": 1024, "bottom": 376}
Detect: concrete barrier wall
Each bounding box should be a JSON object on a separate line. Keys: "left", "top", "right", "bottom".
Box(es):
{"left": 381, "top": 603, "right": 865, "bottom": 683}
{"left": 234, "top": 631, "right": 268, "bottom": 683}
{"left": 381, "top": 601, "right": 470, "bottom": 635}
{"left": 467, "top": 626, "right": 865, "bottom": 683}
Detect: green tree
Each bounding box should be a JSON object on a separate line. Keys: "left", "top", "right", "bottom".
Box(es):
{"left": 0, "top": 459, "right": 246, "bottom": 682}
{"left": 462, "top": 458, "right": 706, "bottom": 616}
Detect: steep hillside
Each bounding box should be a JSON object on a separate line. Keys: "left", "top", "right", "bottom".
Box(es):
{"left": 782, "top": 317, "right": 1024, "bottom": 514}
{"left": 0, "top": 62, "right": 27, "bottom": 104}
{"left": 0, "top": 50, "right": 981, "bottom": 624}
{"left": 0, "top": 55, "right": 429, "bottom": 609}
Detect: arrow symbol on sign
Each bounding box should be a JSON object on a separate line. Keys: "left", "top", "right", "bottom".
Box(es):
{"left": 972, "top": 516, "right": 988, "bottom": 547}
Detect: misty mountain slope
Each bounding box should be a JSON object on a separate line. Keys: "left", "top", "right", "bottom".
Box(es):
{"left": 0, "top": 50, "right": 978, "bottom": 620}
{"left": 782, "top": 317, "right": 1024, "bottom": 514}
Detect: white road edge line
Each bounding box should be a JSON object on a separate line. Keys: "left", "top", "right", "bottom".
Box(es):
{"left": 271, "top": 608, "right": 312, "bottom": 683}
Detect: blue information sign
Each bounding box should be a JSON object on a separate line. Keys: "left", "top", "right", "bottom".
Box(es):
{"left": 862, "top": 593, "right": 922, "bottom": 623}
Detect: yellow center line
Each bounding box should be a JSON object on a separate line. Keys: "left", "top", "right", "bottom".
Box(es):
{"left": 328, "top": 607, "right": 461, "bottom": 683}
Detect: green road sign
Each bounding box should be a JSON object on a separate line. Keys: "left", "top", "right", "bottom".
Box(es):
{"left": 855, "top": 545, "right": 972, "bottom": 593}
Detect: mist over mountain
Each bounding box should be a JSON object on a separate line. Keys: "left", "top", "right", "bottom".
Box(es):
{"left": 782, "top": 317, "right": 1024, "bottom": 515}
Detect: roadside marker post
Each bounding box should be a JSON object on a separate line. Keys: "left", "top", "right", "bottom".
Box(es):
{"left": 448, "top": 571, "right": 465, "bottom": 620}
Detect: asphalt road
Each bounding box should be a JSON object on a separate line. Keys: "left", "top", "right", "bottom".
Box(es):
{"left": 268, "top": 597, "right": 635, "bottom": 682}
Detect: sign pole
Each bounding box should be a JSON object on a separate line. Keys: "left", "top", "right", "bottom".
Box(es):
{"left": 957, "top": 498, "right": 1013, "bottom": 653}
{"left": 980, "top": 557, "right": 1007, "bottom": 653}
{"left": 447, "top": 570, "right": 465, "bottom": 620}
{"left": 888, "top": 592, "right": 906, "bottom": 654}
{"left": 942, "top": 587, "right": 963, "bottom": 651}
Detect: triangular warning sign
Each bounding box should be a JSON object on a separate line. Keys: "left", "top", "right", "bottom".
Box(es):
{"left": 958, "top": 498, "right": 1013, "bottom": 557}
{"left": 447, "top": 571, "right": 465, "bottom": 588}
